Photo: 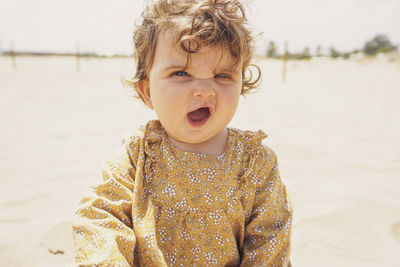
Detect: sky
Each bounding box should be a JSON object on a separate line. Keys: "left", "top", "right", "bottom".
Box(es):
{"left": 0, "top": 0, "right": 399, "bottom": 55}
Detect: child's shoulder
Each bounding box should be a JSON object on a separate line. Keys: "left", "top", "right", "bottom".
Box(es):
{"left": 229, "top": 127, "right": 268, "bottom": 143}
{"left": 118, "top": 120, "right": 162, "bottom": 158}
{"left": 229, "top": 126, "right": 272, "bottom": 150}
{"left": 228, "top": 126, "right": 277, "bottom": 161}
{"left": 122, "top": 120, "right": 162, "bottom": 145}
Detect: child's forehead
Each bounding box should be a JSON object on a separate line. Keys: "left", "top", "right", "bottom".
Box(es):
{"left": 158, "top": 27, "right": 236, "bottom": 58}
{"left": 155, "top": 29, "right": 240, "bottom": 70}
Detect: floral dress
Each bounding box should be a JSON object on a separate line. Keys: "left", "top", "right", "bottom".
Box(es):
{"left": 73, "top": 120, "right": 292, "bottom": 266}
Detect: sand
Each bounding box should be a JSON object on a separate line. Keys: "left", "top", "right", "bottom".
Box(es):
{"left": 1, "top": 55, "right": 399, "bottom": 266}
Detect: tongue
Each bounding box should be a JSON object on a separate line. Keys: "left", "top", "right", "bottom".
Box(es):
{"left": 188, "top": 107, "right": 209, "bottom": 122}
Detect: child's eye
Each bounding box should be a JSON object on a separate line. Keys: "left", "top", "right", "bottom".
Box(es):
{"left": 173, "top": 71, "right": 190, "bottom": 77}
{"left": 214, "top": 73, "right": 231, "bottom": 79}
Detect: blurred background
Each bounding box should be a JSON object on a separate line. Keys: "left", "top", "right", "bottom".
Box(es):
{"left": 1, "top": 0, "right": 400, "bottom": 266}
{"left": 1, "top": 0, "right": 399, "bottom": 56}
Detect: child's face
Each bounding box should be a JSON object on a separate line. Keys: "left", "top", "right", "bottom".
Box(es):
{"left": 139, "top": 29, "right": 242, "bottom": 149}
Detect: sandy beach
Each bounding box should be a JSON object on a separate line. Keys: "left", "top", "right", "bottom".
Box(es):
{"left": 1, "top": 55, "right": 399, "bottom": 266}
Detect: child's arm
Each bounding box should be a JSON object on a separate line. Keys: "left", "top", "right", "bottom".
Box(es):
{"left": 241, "top": 147, "right": 293, "bottom": 266}
{"left": 72, "top": 145, "right": 136, "bottom": 266}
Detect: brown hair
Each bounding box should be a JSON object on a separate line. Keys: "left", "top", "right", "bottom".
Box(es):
{"left": 127, "top": 0, "right": 261, "bottom": 102}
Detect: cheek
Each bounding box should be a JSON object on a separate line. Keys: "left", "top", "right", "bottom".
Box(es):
{"left": 225, "top": 85, "right": 241, "bottom": 103}
{"left": 219, "top": 88, "right": 241, "bottom": 115}
{"left": 151, "top": 84, "right": 186, "bottom": 111}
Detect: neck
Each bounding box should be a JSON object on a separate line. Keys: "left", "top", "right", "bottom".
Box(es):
{"left": 167, "top": 128, "right": 229, "bottom": 156}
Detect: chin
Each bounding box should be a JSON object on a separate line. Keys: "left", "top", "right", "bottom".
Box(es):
{"left": 180, "top": 135, "right": 210, "bottom": 144}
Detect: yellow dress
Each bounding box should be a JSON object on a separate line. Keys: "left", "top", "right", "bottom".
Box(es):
{"left": 73, "top": 120, "right": 292, "bottom": 266}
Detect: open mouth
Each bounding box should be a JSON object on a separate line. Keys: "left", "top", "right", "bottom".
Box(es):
{"left": 187, "top": 107, "right": 211, "bottom": 126}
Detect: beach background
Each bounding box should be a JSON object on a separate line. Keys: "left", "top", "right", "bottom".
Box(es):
{"left": 1, "top": 55, "right": 399, "bottom": 266}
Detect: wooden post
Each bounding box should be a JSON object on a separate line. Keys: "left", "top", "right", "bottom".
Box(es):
{"left": 282, "top": 40, "right": 288, "bottom": 83}
{"left": 11, "top": 42, "right": 16, "bottom": 69}
{"left": 76, "top": 43, "right": 80, "bottom": 72}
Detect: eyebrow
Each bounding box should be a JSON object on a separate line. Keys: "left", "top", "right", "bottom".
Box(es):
{"left": 163, "top": 64, "right": 239, "bottom": 75}
{"left": 164, "top": 64, "right": 186, "bottom": 71}
{"left": 217, "top": 67, "right": 239, "bottom": 74}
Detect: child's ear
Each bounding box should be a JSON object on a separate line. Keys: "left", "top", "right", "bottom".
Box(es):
{"left": 138, "top": 79, "right": 153, "bottom": 109}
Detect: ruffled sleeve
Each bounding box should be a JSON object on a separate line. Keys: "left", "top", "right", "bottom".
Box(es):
{"left": 241, "top": 144, "right": 293, "bottom": 267}
{"left": 72, "top": 141, "right": 137, "bottom": 266}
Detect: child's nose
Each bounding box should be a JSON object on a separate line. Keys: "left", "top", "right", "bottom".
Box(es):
{"left": 193, "top": 79, "right": 216, "bottom": 98}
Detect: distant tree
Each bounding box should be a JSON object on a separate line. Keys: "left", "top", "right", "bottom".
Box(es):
{"left": 341, "top": 52, "right": 351, "bottom": 59}
{"left": 298, "top": 46, "right": 311, "bottom": 60}
{"left": 363, "top": 34, "right": 396, "bottom": 55}
{"left": 266, "top": 41, "right": 277, "bottom": 58}
{"left": 329, "top": 46, "right": 340, "bottom": 58}
{"left": 315, "top": 45, "right": 322, "bottom": 57}
{"left": 288, "top": 46, "right": 311, "bottom": 60}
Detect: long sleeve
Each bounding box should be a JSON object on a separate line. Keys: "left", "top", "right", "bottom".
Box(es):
{"left": 241, "top": 147, "right": 293, "bottom": 267}
{"left": 72, "top": 145, "right": 137, "bottom": 266}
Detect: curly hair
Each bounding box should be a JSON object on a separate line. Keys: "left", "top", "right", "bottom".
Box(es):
{"left": 127, "top": 0, "right": 261, "bottom": 102}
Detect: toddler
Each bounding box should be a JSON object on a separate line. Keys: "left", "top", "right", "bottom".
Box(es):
{"left": 73, "top": 0, "right": 292, "bottom": 266}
